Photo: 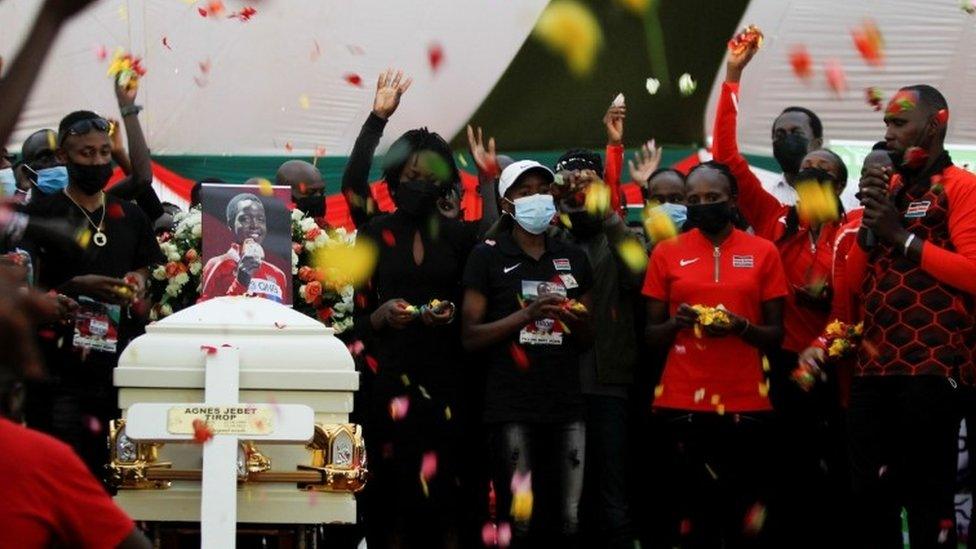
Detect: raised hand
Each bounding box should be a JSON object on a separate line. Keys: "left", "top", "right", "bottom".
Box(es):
{"left": 372, "top": 69, "right": 413, "bottom": 120}
{"left": 466, "top": 125, "right": 500, "bottom": 178}
{"left": 603, "top": 105, "right": 626, "bottom": 146}
{"left": 726, "top": 40, "right": 759, "bottom": 83}
{"left": 114, "top": 74, "right": 137, "bottom": 107}
{"left": 628, "top": 139, "right": 663, "bottom": 187}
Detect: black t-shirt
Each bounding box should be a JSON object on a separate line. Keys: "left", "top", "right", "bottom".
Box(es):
{"left": 463, "top": 231, "right": 593, "bottom": 424}
{"left": 25, "top": 191, "right": 164, "bottom": 375}
{"left": 25, "top": 191, "right": 163, "bottom": 290}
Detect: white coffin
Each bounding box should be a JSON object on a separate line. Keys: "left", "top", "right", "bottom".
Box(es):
{"left": 112, "top": 296, "right": 360, "bottom": 524}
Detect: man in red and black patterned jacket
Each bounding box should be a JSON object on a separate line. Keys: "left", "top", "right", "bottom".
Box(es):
{"left": 852, "top": 84, "right": 976, "bottom": 548}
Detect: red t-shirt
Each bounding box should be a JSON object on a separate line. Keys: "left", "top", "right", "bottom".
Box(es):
{"left": 0, "top": 418, "right": 135, "bottom": 548}
{"left": 199, "top": 243, "right": 289, "bottom": 303}
{"left": 643, "top": 228, "right": 789, "bottom": 412}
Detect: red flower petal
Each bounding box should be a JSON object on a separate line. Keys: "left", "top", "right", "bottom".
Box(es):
{"left": 825, "top": 60, "right": 847, "bottom": 96}
{"left": 420, "top": 451, "right": 437, "bottom": 480}
{"left": 162, "top": 37, "right": 172, "bottom": 50}
{"left": 381, "top": 229, "right": 396, "bottom": 247}
{"left": 343, "top": 73, "right": 363, "bottom": 87}
{"left": 509, "top": 342, "right": 530, "bottom": 370}
{"left": 200, "top": 345, "right": 217, "bottom": 355}
{"left": 428, "top": 42, "right": 444, "bottom": 73}
{"left": 789, "top": 45, "right": 812, "bottom": 80}
{"left": 365, "top": 354, "right": 379, "bottom": 374}
{"left": 198, "top": 7, "right": 208, "bottom": 17}
{"left": 106, "top": 203, "right": 125, "bottom": 219}
{"left": 193, "top": 419, "right": 214, "bottom": 443}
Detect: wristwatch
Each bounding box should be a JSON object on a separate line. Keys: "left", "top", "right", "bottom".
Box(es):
{"left": 120, "top": 104, "right": 143, "bottom": 117}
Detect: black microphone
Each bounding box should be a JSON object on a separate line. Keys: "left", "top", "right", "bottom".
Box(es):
{"left": 858, "top": 225, "right": 876, "bottom": 250}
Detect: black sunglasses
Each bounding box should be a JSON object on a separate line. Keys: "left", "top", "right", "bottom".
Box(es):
{"left": 60, "top": 118, "right": 111, "bottom": 144}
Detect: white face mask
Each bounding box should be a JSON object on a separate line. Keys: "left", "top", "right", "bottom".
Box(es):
{"left": 507, "top": 194, "right": 556, "bottom": 235}
{"left": 0, "top": 168, "right": 15, "bottom": 197}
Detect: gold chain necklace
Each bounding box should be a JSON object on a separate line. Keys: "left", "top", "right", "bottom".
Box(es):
{"left": 62, "top": 188, "right": 108, "bottom": 247}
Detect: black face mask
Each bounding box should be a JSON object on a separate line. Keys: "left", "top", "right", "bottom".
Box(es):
{"left": 395, "top": 180, "right": 440, "bottom": 217}
{"left": 67, "top": 162, "right": 113, "bottom": 195}
{"left": 295, "top": 194, "right": 326, "bottom": 218}
{"left": 796, "top": 167, "right": 834, "bottom": 185}
{"left": 687, "top": 201, "right": 732, "bottom": 234}
{"left": 567, "top": 211, "right": 603, "bottom": 239}
{"left": 773, "top": 134, "right": 809, "bottom": 174}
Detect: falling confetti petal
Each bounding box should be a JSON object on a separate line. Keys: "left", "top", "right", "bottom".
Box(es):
{"left": 162, "top": 37, "right": 172, "bottom": 50}
{"left": 428, "top": 42, "right": 445, "bottom": 73}
{"left": 497, "top": 523, "right": 512, "bottom": 548}
{"left": 95, "top": 45, "right": 108, "bottom": 61}
{"left": 229, "top": 6, "right": 257, "bottom": 22}
{"left": 311, "top": 236, "right": 378, "bottom": 288}
{"left": 645, "top": 77, "right": 660, "bottom": 95}
{"left": 743, "top": 502, "right": 767, "bottom": 535}
{"left": 298, "top": 93, "right": 310, "bottom": 110}
{"left": 789, "top": 45, "right": 813, "bottom": 80}
{"left": 284, "top": 141, "right": 294, "bottom": 152}
{"left": 343, "top": 73, "right": 364, "bottom": 87}
{"left": 200, "top": 345, "right": 217, "bottom": 355}
{"left": 85, "top": 415, "right": 102, "bottom": 434}
{"left": 389, "top": 396, "right": 410, "bottom": 421}
{"left": 381, "top": 229, "right": 396, "bottom": 247}
{"left": 193, "top": 419, "right": 214, "bottom": 443}
{"left": 481, "top": 522, "right": 498, "bottom": 546}
{"left": 257, "top": 178, "right": 274, "bottom": 196}
{"left": 796, "top": 179, "right": 839, "bottom": 224}
{"left": 678, "top": 73, "right": 697, "bottom": 96}
{"left": 532, "top": 0, "right": 603, "bottom": 77}
{"left": 851, "top": 19, "right": 884, "bottom": 67}
{"left": 421, "top": 451, "right": 438, "bottom": 480}
{"left": 617, "top": 239, "right": 648, "bottom": 273}
{"left": 654, "top": 384, "right": 664, "bottom": 398}
{"left": 346, "top": 45, "right": 365, "bottom": 55}
{"left": 365, "top": 354, "right": 379, "bottom": 373}
{"left": 824, "top": 60, "right": 847, "bottom": 97}
{"left": 310, "top": 40, "right": 322, "bottom": 62}
{"left": 643, "top": 203, "right": 678, "bottom": 243}
{"left": 510, "top": 472, "right": 533, "bottom": 522}
{"left": 865, "top": 86, "right": 884, "bottom": 111}
{"left": 509, "top": 342, "right": 530, "bottom": 370}
{"left": 584, "top": 182, "right": 611, "bottom": 216}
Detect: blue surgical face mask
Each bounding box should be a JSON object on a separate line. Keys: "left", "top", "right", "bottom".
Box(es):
{"left": 658, "top": 202, "right": 687, "bottom": 229}
{"left": 0, "top": 168, "right": 15, "bottom": 197}
{"left": 508, "top": 194, "right": 556, "bottom": 235}
{"left": 26, "top": 165, "right": 68, "bottom": 195}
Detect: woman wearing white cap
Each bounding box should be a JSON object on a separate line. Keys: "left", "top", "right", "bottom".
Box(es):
{"left": 461, "top": 160, "right": 594, "bottom": 547}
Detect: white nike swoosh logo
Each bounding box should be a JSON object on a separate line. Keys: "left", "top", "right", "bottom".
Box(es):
{"left": 504, "top": 263, "right": 521, "bottom": 274}
{"left": 679, "top": 258, "right": 700, "bottom": 267}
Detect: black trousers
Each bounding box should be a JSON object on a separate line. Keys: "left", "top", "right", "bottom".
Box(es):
{"left": 766, "top": 349, "right": 852, "bottom": 548}
{"left": 847, "top": 375, "right": 961, "bottom": 549}
{"left": 652, "top": 410, "right": 775, "bottom": 549}
{"left": 580, "top": 394, "right": 634, "bottom": 549}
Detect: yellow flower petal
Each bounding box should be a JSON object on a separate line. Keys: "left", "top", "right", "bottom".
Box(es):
{"left": 533, "top": 0, "right": 603, "bottom": 77}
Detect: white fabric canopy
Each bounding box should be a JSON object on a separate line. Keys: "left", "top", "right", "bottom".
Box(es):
{"left": 1, "top": 0, "right": 548, "bottom": 156}
{"left": 705, "top": 0, "right": 976, "bottom": 156}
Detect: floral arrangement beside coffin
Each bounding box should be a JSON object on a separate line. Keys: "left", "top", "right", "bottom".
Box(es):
{"left": 149, "top": 208, "right": 202, "bottom": 319}
{"left": 148, "top": 206, "right": 354, "bottom": 334}
{"left": 290, "top": 209, "right": 355, "bottom": 334}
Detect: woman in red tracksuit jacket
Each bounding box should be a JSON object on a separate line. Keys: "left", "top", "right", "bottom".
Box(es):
{"left": 712, "top": 40, "right": 855, "bottom": 547}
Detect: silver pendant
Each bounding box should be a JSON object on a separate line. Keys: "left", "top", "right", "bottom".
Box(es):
{"left": 93, "top": 231, "right": 107, "bottom": 247}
